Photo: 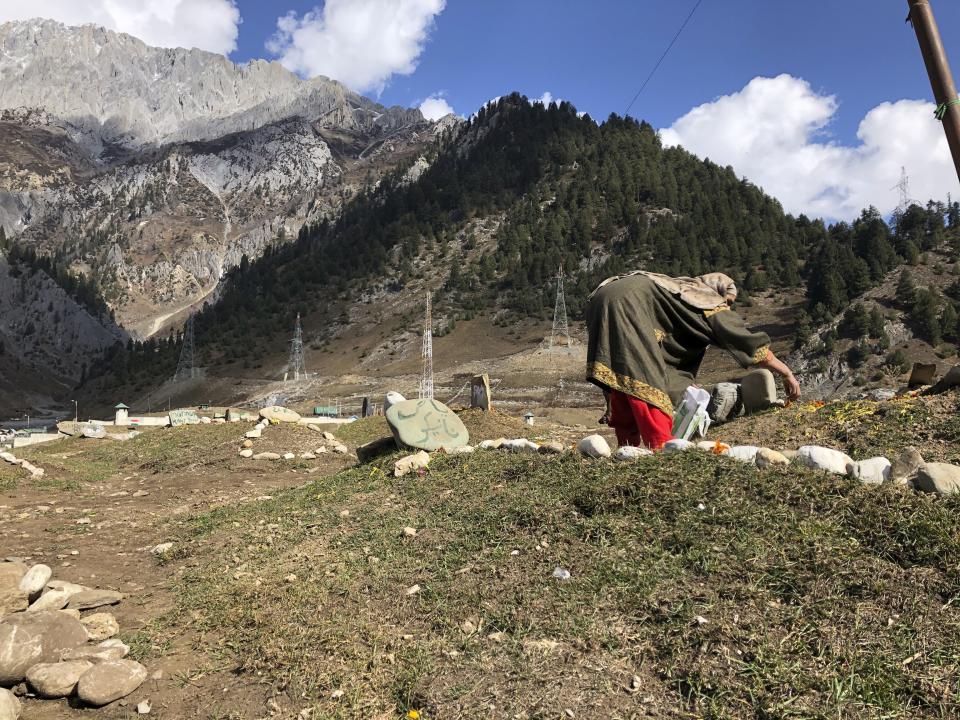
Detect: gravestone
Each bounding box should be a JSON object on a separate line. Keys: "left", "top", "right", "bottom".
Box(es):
{"left": 81, "top": 424, "right": 107, "bottom": 439}
{"left": 741, "top": 369, "right": 777, "bottom": 413}
{"left": 386, "top": 398, "right": 469, "bottom": 451}
{"left": 168, "top": 409, "right": 200, "bottom": 427}
{"left": 908, "top": 362, "right": 937, "bottom": 388}
{"left": 470, "top": 374, "right": 492, "bottom": 411}
{"left": 259, "top": 406, "right": 301, "bottom": 423}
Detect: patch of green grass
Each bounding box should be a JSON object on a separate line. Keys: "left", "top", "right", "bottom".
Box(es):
{"left": 12, "top": 424, "right": 244, "bottom": 485}
{"left": 153, "top": 450, "right": 960, "bottom": 719}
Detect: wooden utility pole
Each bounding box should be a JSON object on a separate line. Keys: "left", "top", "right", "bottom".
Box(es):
{"left": 907, "top": 0, "right": 960, "bottom": 182}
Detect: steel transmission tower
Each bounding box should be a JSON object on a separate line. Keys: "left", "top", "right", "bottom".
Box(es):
{"left": 550, "top": 265, "right": 572, "bottom": 348}
{"left": 419, "top": 292, "right": 434, "bottom": 399}
{"left": 173, "top": 314, "right": 198, "bottom": 382}
{"left": 892, "top": 167, "right": 915, "bottom": 215}
{"left": 288, "top": 313, "right": 306, "bottom": 382}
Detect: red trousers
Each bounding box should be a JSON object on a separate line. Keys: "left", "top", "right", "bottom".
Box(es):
{"left": 608, "top": 390, "right": 673, "bottom": 449}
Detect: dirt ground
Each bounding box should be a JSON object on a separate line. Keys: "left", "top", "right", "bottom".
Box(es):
{"left": 1, "top": 409, "right": 605, "bottom": 720}
{"left": 1, "top": 423, "right": 358, "bottom": 719}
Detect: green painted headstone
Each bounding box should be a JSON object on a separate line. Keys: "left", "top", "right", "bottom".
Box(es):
{"left": 386, "top": 398, "right": 469, "bottom": 452}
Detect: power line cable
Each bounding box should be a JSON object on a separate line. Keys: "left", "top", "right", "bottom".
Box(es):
{"left": 624, "top": 0, "right": 705, "bottom": 117}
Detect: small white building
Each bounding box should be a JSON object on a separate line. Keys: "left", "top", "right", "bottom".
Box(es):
{"left": 114, "top": 403, "right": 130, "bottom": 427}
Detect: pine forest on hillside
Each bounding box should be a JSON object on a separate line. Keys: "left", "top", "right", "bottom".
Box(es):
{"left": 82, "top": 94, "right": 960, "bottom": 393}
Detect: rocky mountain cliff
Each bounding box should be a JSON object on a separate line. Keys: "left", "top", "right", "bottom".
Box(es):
{"left": 0, "top": 19, "right": 421, "bottom": 153}
{"left": 0, "top": 20, "right": 446, "bottom": 340}
{"left": 0, "top": 248, "right": 126, "bottom": 416}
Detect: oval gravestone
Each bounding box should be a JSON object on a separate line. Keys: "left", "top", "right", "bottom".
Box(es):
{"left": 386, "top": 399, "right": 469, "bottom": 452}
{"left": 259, "top": 406, "right": 301, "bottom": 423}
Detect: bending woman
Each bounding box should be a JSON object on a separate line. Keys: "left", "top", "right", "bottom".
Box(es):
{"left": 586, "top": 271, "right": 800, "bottom": 449}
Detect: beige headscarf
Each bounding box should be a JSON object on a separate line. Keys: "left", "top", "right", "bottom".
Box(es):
{"left": 590, "top": 270, "right": 737, "bottom": 310}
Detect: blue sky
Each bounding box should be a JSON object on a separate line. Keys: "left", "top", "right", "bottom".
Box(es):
{"left": 228, "top": 0, "right": 960, "bottom": 148}
{"left": 9, "top": 0, "right": 960, "bottom": 219}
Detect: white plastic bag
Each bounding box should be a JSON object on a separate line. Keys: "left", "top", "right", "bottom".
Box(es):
{"left": 672, "top": 386, "right": 711, "bottom": 440}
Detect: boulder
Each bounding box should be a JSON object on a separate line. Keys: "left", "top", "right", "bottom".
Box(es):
{"left": 18, "top": 565, "right": 52, "bottom": 596}
{"left": 0, "top": 610, "right": 88, "bottom": 684}
{"left": 394, "top": 451, "right": 430, "bottom": 478}
{"left": 300, "top": 452, "right": 316, "bottom": 460}
{"left": 62, "top": 643, "right": 128, "bottom": 664}
{"left": 82, "top": 612, "right": 119, "bottom": 641}
{"left": 726, "top": 446, "right": 761, "bottom": 464}
{"left": 81, "top": 424, "right": 107, "bottom": 439}
{"left": 578, "top": 435, "right": 611, "bottom": 458}
{"left": 27, "top": 589, "right": 71, "bottom": 612}
{"left": 259, "top": 406, "right": 301, "bottom": 424}
{"left": 846, "top": 457, "right": 892, "bottom": 485}
{"left": 504, "top": 439, "right": 539, "bottom": 453}
{"left": 252, "top": 452, "right": 281, "bottom": 461}
{"left": 242, "top": 439, "right": 253, "bottom": 448}
{"left": 76, "top": 659, "right": 147, "bottom": 707}
{"left": 281, "top": 452, "right": 295, "bottom": 460}
{"left": 384, "top": 391, "right": 407, "bottom": 412}
{"left": 322, "top": 431, "right": 336, "bottom": 441}
{"left": 478, "top": 438, "right": 506, "bottom": 450}
{"left": 614, "top": 446, "right": 653, "bottom": 461}
{"left": 707, "top": 382, "right": 742, "bottom": 423}
{"left": 448, "top": 445, "right": 475, "bottom": 455}
{"left": 797, "top": 446, "right": 854, "bottom": 475}
{"left": 46, "top": 581, "right": 85, "bottom": 597}
{"left": 386, "top": 399, "right": 469, "bottom": 452}
{"left": 66, "top": 589, "right": 122, "bottom": 611}
{"left": 696, "top": 440, "right": 730, "bottom": 454}
{"left": 538, "top": 441, "right": 566, "bottom": 455}
{"left": 0, "top": 565, "right": 26, "bottom": 591}
{"left": 0, "top": 688, "right": 19, "bottom": 720}
{"left": 331, "top": 444, "right": 349, "bottom": 454}
{"left": 924, "top": 364, "right": 960, "bottom": 395}
{"left": 908, "top": 362, "right": 937, "bottom": 388}
{"left": 663, "top": 439, "right": 695, "bottom": 453}
{"left": 741, "top": 369, "right": 778, "bottom": 413}
{"left": 0, "top": 588, "right": 27, "bottom": 617}
{"left": 238, "top": 449, "right": 253, "bottom": 458}
{"left": 891, "top": 446, "right": 924, "bottom": 484}
{"left": 914, "top": 463, "right": 960, "bottom": 496}
{"left": 755, "top": 448, "right": 791, "bottom": 468}
{"left": 26, "top": 659, "right": 93, "bottom": 698}
{"left": 244, "top": 428, "right": 261, "bottom": 439}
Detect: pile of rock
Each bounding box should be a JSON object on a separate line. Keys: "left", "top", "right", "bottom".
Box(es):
{"left": 237, "top": 407, "right": 349, "bottom": 461}
{"left": 0, "top": 561, "right": 146, "bottom": 714}
{"left": 0, "top": 452, "right": 44, "bottom": 478}
{"left": 569, "top": 434, "right": 960, "bottom": 496}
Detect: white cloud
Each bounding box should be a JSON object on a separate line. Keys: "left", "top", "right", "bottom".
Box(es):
{"left": 419, "top": 93, "right": 454, "bottom": 120}
{"left": 267, "top": 0, "right": 445, "bottom": 94}
{"left": 660, "top": 74, "right": 959, "bottom": 220}
{"left": 3, "top": 1, "right": 240, "bottom": 55}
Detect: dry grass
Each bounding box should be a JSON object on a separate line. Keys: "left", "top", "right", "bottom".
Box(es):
{"left": 147, "top": 445, "right": 960, "bottom": 719}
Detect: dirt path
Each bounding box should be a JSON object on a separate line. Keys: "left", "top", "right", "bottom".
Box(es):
{"left": 1, "top": 450, "right": 348, "bottom": 719}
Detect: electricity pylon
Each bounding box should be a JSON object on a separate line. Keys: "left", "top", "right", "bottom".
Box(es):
{"left": 173, "top": 314, "right": 197, "bottom": 382}
{"left": 288, "top": 313, "right": 306, "bottom": 382}
{"left": 892, "top": 167, "right": 915, "bottom": 216}
{"left": 549, "top": 265, "right": 572, "bottom": 348}
{"left": 419, "top": 292, "right": 434, "bottom": 399}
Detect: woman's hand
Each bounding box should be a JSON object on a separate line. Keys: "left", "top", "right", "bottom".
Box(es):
{"left": 783, "top": 372, "right": 801, "bottom": 402}
{"left": 757, "top": 349, "right": 801, "bottom": 402}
